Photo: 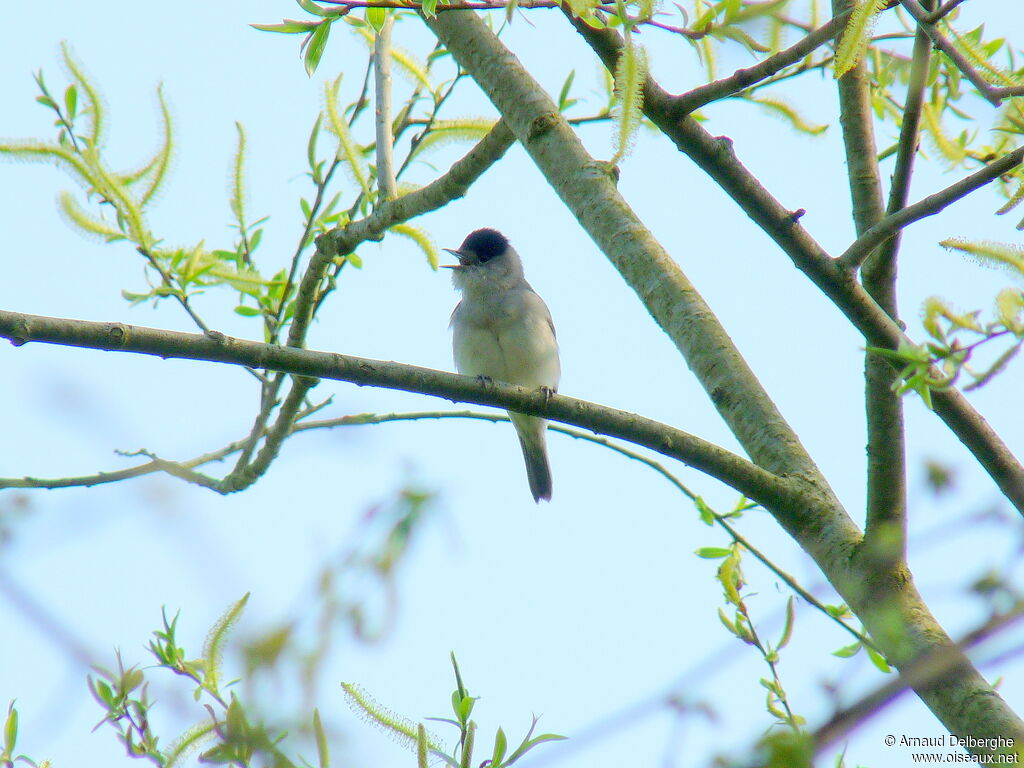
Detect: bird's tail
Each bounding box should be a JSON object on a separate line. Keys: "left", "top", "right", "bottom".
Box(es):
{"left": 509, "top": 412, "right": 552, "bottom": 503}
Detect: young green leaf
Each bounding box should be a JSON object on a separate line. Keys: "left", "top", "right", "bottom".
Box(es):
{"left": 251, "top": 19, "right": 320, "bottom": 33}
{"left": 491, "top": 726, "right": 508, "bottom": 767}
{"left": 695, "top": 546, "right": 731, "bottom": 559}
{"left": 367, "top": 6, "right": 387, "bottom": 32}
{"left": 832, "top": 641, "right": 862, "bottom": 658}
{"left": 304, "top": 21, "right": 332, "bottom": 77}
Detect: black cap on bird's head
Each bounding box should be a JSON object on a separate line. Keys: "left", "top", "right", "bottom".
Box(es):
{"left": 442, "top": 228, "right": 510, "bottom": 268}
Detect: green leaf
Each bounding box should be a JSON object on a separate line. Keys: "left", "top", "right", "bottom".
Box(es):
{"left": 694, "top": 496, "right": 715, "bottom": 525}
{"left": 307, "top": 113, "right": 323, "bottom": 177}
{"left": 777, "top": 596, "right": 795, "bottom": 650}
{"left": 865, "top": 644, "right": 892, "bottom": 673}
{"left": 313, "top": 709, "right": 329, "bottom": 768}
{"left": 296, "top": 0, "right": 331, "bottom": 16}
{"left": 995, "top": 287, "right": 1024, "bottom": 333}
{"left": 492, "top": 726, "right": 508, "bottom": 767}
{"left": 832, "top": 641, "right": 862, "bottom": 658}
{"left": 235, "top": 305, "right": 262, "bottom": 317}
{"left": 695, "top": 546, "right": 731, "bottom": 559}
{"left": 251, "top": 19, "right": 320, "bottom": 33}
{"left": 64, "top": 83, "right": 78, "bottom": 117}
{"left": 367, "top": 6, "right": 387, "bottom": 32}
{"left": 422, "top": 0, "right": 439, "bottom": 18}
{"left": 3, "top": 702, "right": 17, "bottom": 756}
{"left": 304, "top": 21, "right": 331, "bottom": 77}
{"left": 558, "top": 70, "right": 576, "bottom": 112}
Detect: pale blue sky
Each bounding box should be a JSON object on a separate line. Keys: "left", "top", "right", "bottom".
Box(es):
{"left": 2, "top": 2, "right": 1023, "bottom": 767}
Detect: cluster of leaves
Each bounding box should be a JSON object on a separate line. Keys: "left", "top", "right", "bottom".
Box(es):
{"left": 0, "top": 47, "right": 288, "bottom": 339}
{"left": 869, "top": 240, "right": 1024, "bottom": 404}
{"left": 84, "top": 595, "right": 310, "bottom": 767}
{"left": 692, "top": 494, "right": 892, "bottom": 759}
{"left": 696, "top": 540, "right": 806, "bottom": 732}
{"left": 0, "top": 35, "right": 445, "bottom": 348}
{"left": 840, "top": 7, "right": 1024, "bottom": 211}
{"left": 341, "top": 653, "right": 566, "bottom": 768}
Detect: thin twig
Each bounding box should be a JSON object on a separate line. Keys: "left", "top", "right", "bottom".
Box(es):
{"left": 837, "top": 146, "right": 1024, "bottom": 267}
{"left": 898, "top": 0, "right": 1006, "bottom": 106}
{"left": 672, "top": 9, "right": 850, "bottom": 114}
{"left": 926, "top": 0, "right": 969, "bottom": 23}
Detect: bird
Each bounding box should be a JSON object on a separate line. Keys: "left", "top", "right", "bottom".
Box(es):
{"left": 443, "top": 228, "right": 561, "bottom": 502}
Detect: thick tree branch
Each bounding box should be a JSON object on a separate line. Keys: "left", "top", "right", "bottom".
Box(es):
{"left": 568, "top": 16, "right": 1024, "bottom": 517}
{"left": 0, "top": 309, "right": 788, "bottom": 508}
{"left": 813, "top": 607, "right": 1024, "bottom": 756}
{"left": 832, "top": 0, "right": 907, "bottom": 563}
{"left": 859, "top": 2, "right": 934, "bottom": 558}
{"left": 567, "top": 12, "right": 1024, "bottom": 746}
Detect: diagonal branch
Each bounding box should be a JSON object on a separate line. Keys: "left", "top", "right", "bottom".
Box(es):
{"left": 565, "top": 11, "right": 1024, "bottom": 746}
{"left": 568, "top": 14, "right": 1024, "bottom": 516}
{"left": 671, "top": 9, "right": 850, "bottom": 115}
{"left": 0, "top": 308, "right": 788, "bottom": 508}
{"left": 837, "top": 146, "right": 1024, "bottom": 267}
{"left": 832, "top": 0, "right": 908, "bottom": 565}
{"left": 898, "top": 0, "right": 1024, "bottom": 106}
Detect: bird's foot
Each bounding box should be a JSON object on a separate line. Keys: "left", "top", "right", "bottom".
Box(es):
{"left": 539, "top": 385, "right": 555, "bottom": 403}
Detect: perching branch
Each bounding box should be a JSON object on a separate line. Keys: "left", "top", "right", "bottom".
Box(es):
{"left": 0, "top": 309, "right": 789, "bottom": 507}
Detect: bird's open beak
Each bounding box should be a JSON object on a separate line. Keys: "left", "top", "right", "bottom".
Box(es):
{"left": 441, "top": 247, "right": 466, "bottom": 269}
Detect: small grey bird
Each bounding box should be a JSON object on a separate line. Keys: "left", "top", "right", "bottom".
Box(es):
{"left": 444, "top": 228, "right": 561, "bottom": 502}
